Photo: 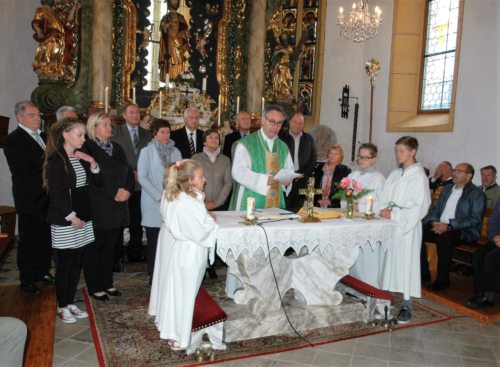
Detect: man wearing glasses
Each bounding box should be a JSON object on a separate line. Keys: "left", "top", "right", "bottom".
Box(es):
{"left": 228, "top": 104, "right": 294, "bottom": 211}
{"left": 420, "top": 162, "right": 486, "bottom": 291}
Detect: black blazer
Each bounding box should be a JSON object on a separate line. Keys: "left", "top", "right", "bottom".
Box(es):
{"left": 312, "top": 163, "right": 351, "bottom": 208}
{"left": 222, "top": 130, "right": 245, "bottom": 160}
{"left": 3, "top": 127, "right": 48, "bottom": 214}
{"left": 46, "top": 149, "right": 102, "bottom": 226}
{"left": 83, "top": 140, "right": 134, "bottom": 229}
{"left": 170, "top": 128, "right": 203, "bottom": 159}
{"left": 280, "top": 132, "right": 317, "bottom": 178}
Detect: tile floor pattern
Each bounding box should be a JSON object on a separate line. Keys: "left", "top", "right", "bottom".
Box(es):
{"left": 1, "top": 246, "right": 500, "bottom": 366}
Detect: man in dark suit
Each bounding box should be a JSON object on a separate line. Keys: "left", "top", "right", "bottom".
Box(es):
{"left": 170, "top": 107, "right": 203, "bottom": 159}
{"left": 421, "top": 162, "right": 486, "bottom": 291}
{"left": 111, "top": 103, "right": 152, "bottom": 262}
{"left": 222, "top": 111, "right": 251, "bottom": 160}
{"left": 3, "top": 100, "right": 53, "bottom": 294}
{"left": 280, "top": 112, "right": 317, "bottom": 211}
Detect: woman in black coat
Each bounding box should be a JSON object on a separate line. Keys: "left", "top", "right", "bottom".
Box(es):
{"left": 82, "top": 112, "right": 134, "bottom": 301}
{"left": 44, "top": 118, "right": 102, "bottom": 323}
{"left": 312, "top": 144, "right": 351, "bottom": 208}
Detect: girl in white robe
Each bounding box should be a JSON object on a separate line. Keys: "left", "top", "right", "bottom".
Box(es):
{"left": 148, "top": 159, "right": 218, "bottom": 350}
{"left": 348, "top": 143, "right": 387, "bottom": 288}
{"left": 379, "top": 136, "right": 430, "bottom": 324}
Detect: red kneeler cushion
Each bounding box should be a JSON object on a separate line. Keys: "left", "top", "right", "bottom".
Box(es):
{"left": 340, "top": 275, "right": 395, "bottom": 301}
{"left": 192, "top": 286, "right": 228, "bottom": 332}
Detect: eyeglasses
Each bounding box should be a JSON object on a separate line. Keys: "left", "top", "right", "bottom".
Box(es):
{"left": 357, "top": 155, "right": 374, "bottom": 161}
{"left": 264, "top": 116, "right": 284, "bottom": 126}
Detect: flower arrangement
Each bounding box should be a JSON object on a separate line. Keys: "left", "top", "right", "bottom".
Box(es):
{"left": 332, "top": 177, "right": 372, "bottom": 202}
{"left": 174, "top": 71, "right": 196, "bottom": 87}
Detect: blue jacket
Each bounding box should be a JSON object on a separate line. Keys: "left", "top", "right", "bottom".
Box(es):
{"left": 423, "top": 182, "right": 486, "bottom": 243}
{"left": 487, "top": 201, "right": 500, "bottom": 242}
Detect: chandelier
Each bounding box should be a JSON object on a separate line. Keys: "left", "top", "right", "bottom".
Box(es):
{"left": 337, "top": 0, "right": 382, "bottom": 43}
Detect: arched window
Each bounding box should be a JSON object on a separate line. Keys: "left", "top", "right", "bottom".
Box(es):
{"left": 387, "top": 0, "right": 464, "bottom": 132}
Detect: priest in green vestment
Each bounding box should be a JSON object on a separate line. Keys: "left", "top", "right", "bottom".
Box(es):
{"left": 229, "top": 104, "right": 294, "bottom": 210}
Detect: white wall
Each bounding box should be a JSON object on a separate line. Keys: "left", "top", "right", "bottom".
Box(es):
{"left": 320, "top": 0, "right": 500, "bottom": 185}
{"left": 0, "top": 0, "right": 39, "bottom": 207}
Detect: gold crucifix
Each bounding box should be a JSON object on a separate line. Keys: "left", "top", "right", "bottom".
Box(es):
{"left": 299, "top": 177, "right": 323, "bottom": 223}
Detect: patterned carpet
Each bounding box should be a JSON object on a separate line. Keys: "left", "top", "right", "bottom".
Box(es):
{"left": 84, "top": 274, "right": 452, "bottom": 367}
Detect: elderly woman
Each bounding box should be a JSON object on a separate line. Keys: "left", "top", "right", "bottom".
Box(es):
{"left": 192, "top": 128, "right": 232, "bottom": 211}
{"left": 379, "top": 136, "right": 430, "bottom": 324}
{"left": 44, "top": 118, "right": 101, "bottom": 323}
{"left": 82, "top": 112, "right": 134, "bottom": 301}
{"left": 348, "top": 143, "right": 387, "bottom": 288}
{"left": 313, "top": 144, "right": 351, "bottom": 208}
{"left": 138, "top": 119, "right": 182, "bottom": 283}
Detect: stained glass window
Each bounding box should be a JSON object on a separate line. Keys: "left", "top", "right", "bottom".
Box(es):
{"left": 420, "top": 0, "right": 460, "bottom": 110}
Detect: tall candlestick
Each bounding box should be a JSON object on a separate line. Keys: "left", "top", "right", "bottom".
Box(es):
{"left": 218, "top": 94, "right": 221, "bottom": 126}
{"left": 247, "top": 197, "right": 255, "bottom": 220}
{"left": 366, "top": 195, "right": 373, "bottom": 215}
{"left": 236, "top": 96, "right": 240, "bottom": 114}
{"left": 132, "top": 87, "right": 136, "bottom": 103}
{"left": 165, "top": 73, "right": 170, "bottom": 89}
{"left": 261, "top": 97, "right": 265, "bottom": 116}
{"left": 159, "top": 90, "right": 162, "bottom": 117}
{"left": 202, "top": 77, "right": 207, "bottom": 93}
{"left": 104, "top": 86, "right": 109, "bottom": 113}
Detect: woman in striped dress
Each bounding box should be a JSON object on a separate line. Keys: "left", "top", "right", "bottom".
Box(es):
{"left": 44, "top": 118, "right": 102, "bottom": 323}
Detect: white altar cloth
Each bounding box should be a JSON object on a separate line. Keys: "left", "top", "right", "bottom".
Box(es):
{"left": 215, "top": 212, "right": 399, "bottom": 315}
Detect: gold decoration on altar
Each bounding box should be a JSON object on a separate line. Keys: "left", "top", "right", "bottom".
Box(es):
{"left": 159, "top": 0, "right": 189, "bottom": 81}
{"left": 31, "top": 0, "right": 80, "bottom": 85}
{"left": 216, "top": 0, "right": 231, "bottom": 115}
{"left": 298, "top": 177, "right": 323, "bottom": 222}
{"left": 120, "top": 0, "right": 137, "bottom": 105}
{"left": 365, "top": 58, "right": 381, "bottom": 86}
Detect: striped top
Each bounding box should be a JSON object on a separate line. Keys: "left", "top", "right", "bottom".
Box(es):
{"left": 51, "top": 157, "right": 94, "bottom": 249}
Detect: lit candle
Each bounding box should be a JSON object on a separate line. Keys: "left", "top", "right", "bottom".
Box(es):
{"left": 202, "top": 77, "right": 207, "bottom": 93}
{"left": 261, "top": 97, "right": 265, "bottom": 116}
{"left": 165, "top": 73, "right": 170, "bottom": 89}
{"left": 339, "top": 6, "right": 344, "bottom": 14}
{"left": 159, "top": 89, "right": 162, "bottom": 117}
{"left": 132, "top": 87, "right": 136, "bottom": 103}
{"left": 247, "top": 197, "right": 255, "bottom": 220}
{"left": 236, "top": 96, "right": 240, "bottom": 114}
{"left": 366, "top": 195, "right": 373, "bottom": 215}
{"left": 104, "top": 86, "right": 109, "bottom": 113}
{"left": 218, "top": 94, "right": 221, "bottom": 126}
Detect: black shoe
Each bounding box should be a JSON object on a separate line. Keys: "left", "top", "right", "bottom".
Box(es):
{"left": 20, "top": 283, "right": 41, "bottom": 295}
{"left": 396, "top": 307, "right": 412, "bottom": 324}
{"left": 428, "top": 281, "right": 450, "bottom": 291}
{"left": 92, "top": 293, "right": 110, "bottom": 301}
{"left": 36, "top": 274, "right": 56, "bottom": 284}
{"left": 207, "top": 267, "right": 218, "bottom": 279}
{"left": 106, "top": 289, "right": 122, "bottom": 297}
{"left": 466, "top": 295, "right": 494, "bottom": 309}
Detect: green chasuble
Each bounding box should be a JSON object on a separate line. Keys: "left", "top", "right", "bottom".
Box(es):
{"left": 228, "top": 130, "right": 289, "bottom": 210}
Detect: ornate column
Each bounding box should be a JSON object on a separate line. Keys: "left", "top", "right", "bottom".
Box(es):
{"left": 91, "top": 0, "right": 113, "bottom": 108}
{"left": 246, "top": 0, "right": 266, "bottom": 116}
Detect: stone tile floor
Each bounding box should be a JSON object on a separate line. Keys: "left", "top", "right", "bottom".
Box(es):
{"left": 1, "top": 245, "right": 500, "bottom": 366}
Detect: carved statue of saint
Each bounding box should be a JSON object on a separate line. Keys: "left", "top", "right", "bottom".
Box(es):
{"left": 271, "top": 33, "right": 295, "bottom": 101}
{"left": 31, "top": 0, "right": 80, "bottom": 82}
{"left": 159, "top": 0, "right": 189, "bottom": 81}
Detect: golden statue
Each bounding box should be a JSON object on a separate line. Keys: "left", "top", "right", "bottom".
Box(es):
{"left": 272, "top": 33, "right": 295, "bottom": 101}
{"left": 31, "top": 0, "right": 80, "bottom": 83}
{"left": 159, "top": 0, "right": 189, "bottom": 81}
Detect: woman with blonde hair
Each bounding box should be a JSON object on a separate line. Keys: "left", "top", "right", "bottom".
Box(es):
{"left": 82, "top": 112, "right": 134, "bottom": 301}
{"left": 312, "top": 144, "right": 351, "bottom": 208}
{"left": 148, "top": 159, "right": 218, "bottom": 351}
{"left": 44, "top": 118, "right": 101, "bottom": 323}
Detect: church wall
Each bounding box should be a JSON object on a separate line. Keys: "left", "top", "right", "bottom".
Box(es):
{"left": 0, "top": 0, "right": 40, "bottom": 208}
{"left": 320, "top": 0, "right": 500, "bottom": 185}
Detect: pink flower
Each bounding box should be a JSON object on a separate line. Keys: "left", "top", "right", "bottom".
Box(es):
{"left": 352, "top": 180, "right": 362, "bottom": 193}
{"left": 340, "top": 177, "right": 351, "bottom": 186}
{"left": 346, "top": 188, "right": 353, "bottom": 197}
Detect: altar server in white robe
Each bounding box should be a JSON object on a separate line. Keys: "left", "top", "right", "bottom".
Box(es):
{"left": 348, "top": 143, "right": 387, "bottom": 288}
{"left": 148, "top": 159, "right": 218, "bottom": 351}
{"left": 379, "top": 136, "right": 430, "bottom": 324}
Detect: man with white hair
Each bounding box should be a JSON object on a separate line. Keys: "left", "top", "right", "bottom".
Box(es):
{"left": 170, "top": 107, "right": 204, "bottom": 159}
{"left": 55, "top": 105, "right": 78, "bottom": 121}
